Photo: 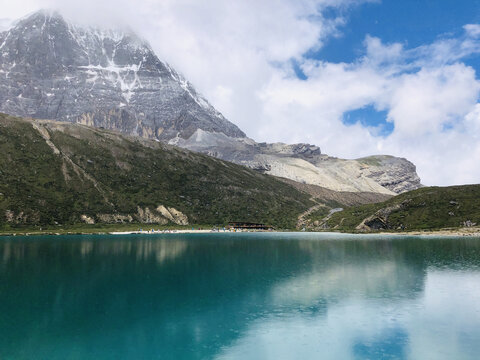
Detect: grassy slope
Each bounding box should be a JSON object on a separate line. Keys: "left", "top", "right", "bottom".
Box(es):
{"left": 0, "top": 114, "right": 314, "bottom": 230}
{"left": 326, "top": 185, "right": 480, "bottom": 231}
{"left": 280, "top": 177, "right": 393, "bottom": 227}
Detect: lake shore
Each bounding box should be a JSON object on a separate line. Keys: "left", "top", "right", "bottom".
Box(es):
{"left": 111, "top": 228, "right": 480, "bottom": 237}
{"left": 376, "top": 227, "right": 480, "bottom": 237}
{"left": 1, "top": 226, "right": 479, "bottom": 237}
{"left": 109, "top": 229, "right": 225, "bottom": 235}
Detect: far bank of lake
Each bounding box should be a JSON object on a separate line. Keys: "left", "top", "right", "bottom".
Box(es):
{"left": 1, "top": 225, "right": 480, "bottom": 238}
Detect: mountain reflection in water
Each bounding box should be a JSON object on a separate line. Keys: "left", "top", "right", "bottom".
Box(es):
{"left": 0, "top": 233, "right": 479, "bottom": 360}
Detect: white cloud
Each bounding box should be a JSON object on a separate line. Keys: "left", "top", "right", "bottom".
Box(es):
{"left": 387, "top": 64, "right": 479, "bottom": 136}
{"left": 255, "top": 31, "right": 480, "bottom": 186}
{"left": 464, "top": 24, "right": 480, "bottom": 38}
{"left": 1, "top": 0, "right": 480, "bottom": 186}
{"left": 0, "top": 18, "right": 12, "bottom": 31}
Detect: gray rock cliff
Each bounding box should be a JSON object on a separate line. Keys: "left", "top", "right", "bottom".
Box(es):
{"left": 0, "top": 10, "right": 245, "bottom": 140}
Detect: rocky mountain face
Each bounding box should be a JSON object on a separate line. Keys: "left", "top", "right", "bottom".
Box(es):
{"left": 0, "top": 10, "right": 422, "bottom": 195}
{"left": 0, "top": 10, "right": 244, "bottom": 141}
{"left": 174, "top": 131, "right": 421, "bottom": 195}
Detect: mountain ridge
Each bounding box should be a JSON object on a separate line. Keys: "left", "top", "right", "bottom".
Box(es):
{"left": 0, "top": 10, "right": 422, "bottom": 195}
{"left": 0, "top": 113, "right": 311, "bottom": 229}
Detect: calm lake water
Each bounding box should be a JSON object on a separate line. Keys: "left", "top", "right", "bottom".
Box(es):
{"left": 1, "top": 233, "right": 480, "bottom": 360}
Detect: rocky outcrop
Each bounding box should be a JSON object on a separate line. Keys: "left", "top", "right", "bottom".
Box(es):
{"left": 355, "top": 199, "right": 413, "bottom": 231}
{"left": 80, "top": 215, "right": 95, "bottom": 224}
{"left": 94, "top": 206, "right": 188, "bottom": 225}
{"left": 4, "top": 209, "right": 40, "bottom": 224}
{"left": 260, "top": 143, "right": 321, "bottom": 157}
{"left": 355, "top": 204, "right": 404, "bottom": 231}
{"left": 156, "top": 205, "right": 189, "bottom": 226}
{"left": 136, "top": 207, "right": 169, "bottom": 225}
{"left": 96, "top": 214, "right": 134, "bottom": 224}
{"left": 357, "top": 156, "right": 422, "bottom": 194}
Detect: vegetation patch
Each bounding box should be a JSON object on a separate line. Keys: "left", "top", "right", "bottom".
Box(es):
{"left": 0, "top": 114, "right": 314, "bottom": 230}
{"left": 326, "top": 185, "right": 480, "bottom": 231}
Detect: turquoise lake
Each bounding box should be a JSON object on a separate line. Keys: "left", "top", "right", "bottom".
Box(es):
{"left": 1, "top": 233, "right": 480, "bottom": 359}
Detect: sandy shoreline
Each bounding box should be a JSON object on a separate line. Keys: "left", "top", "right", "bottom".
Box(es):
{"left": 376, "top": 228, "right": 480, "bottom": 237}
{"left": 109, "top": 228, "right": 480, "bottom": 237}
{"left": 1, "top": 228, "right": 479, "bottom": 237}
{"left": 109, "top": 229, "right": 223, "bottom": 235}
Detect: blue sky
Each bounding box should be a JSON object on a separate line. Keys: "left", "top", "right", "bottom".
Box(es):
{"left": 318, "top": 0, "right": 480, "bottom": 63}
{"left": 306, "top": 0, "right": 480, "bottom": 135}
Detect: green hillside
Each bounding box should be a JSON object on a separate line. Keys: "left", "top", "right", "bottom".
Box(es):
{"left": 322, "top": 185, "right": 480, "bottom": 231}
{"left": 0, "top": 114, "right": 315, "bottom": 230}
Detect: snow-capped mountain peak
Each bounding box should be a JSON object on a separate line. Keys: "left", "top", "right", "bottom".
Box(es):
{"left": 0, "top": 10, "right": 245, "bottom": 140}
